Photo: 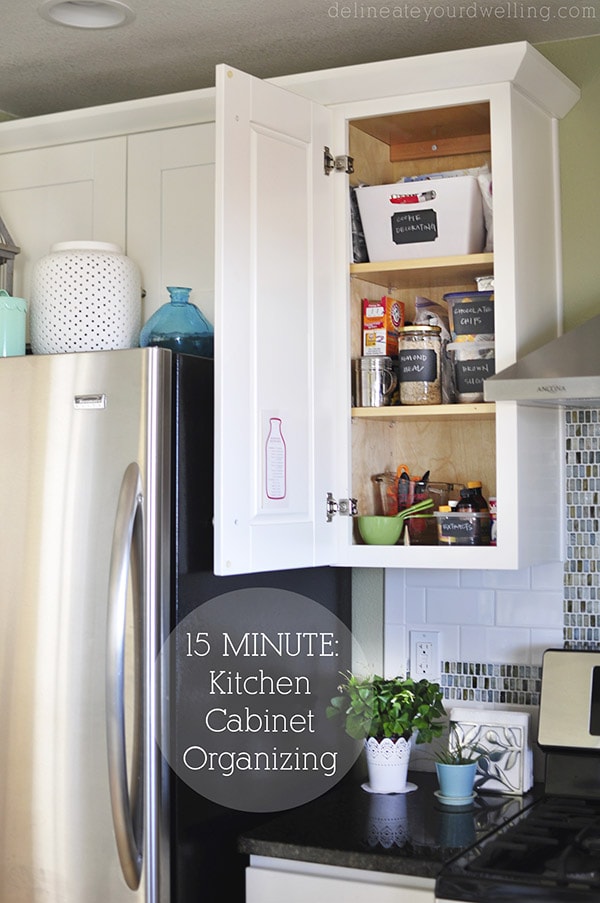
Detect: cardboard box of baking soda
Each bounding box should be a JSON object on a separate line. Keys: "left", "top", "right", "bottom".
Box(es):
{"left": 362, "top": 296, "right": 405, "bottom": 356}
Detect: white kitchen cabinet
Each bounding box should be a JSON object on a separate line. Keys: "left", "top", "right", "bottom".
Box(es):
{"left": 0, "top": 91, "right": 216, "bottom": 327}
{"left": 215, "top": 45, "right": 579, "bottom": 575}
{"left": 0, "top": 136, "right": 127, "bottom": 299}
{"left": 126, "top": 122, "right": 216, "bottom": 325}
{"left": 0, "top": 43, "right": 579, "bottom": 577}
{"left": 245, "top": 856, "right": 435, "bottom": 903}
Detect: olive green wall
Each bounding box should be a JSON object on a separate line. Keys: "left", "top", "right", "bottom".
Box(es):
{"left": 352, "top": 568, "right": 384, "bottom": 675}
{"left": 537, "top": 35, "right": 600, "bottom": 331}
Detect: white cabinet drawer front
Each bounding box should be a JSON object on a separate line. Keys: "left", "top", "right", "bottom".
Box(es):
{"left": 246, "top": 864, "right": 434, "bottom": 903}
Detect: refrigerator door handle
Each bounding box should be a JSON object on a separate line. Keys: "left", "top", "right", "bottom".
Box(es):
{"left": 106, "top": 461, "right": 145, "bottom": 890}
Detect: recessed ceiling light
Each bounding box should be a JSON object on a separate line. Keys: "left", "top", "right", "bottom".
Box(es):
{"left": 38, "top": 0, "right": 135, "bottom": 29}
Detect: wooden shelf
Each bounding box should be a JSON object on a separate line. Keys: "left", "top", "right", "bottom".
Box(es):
{"left": 350, "top": 253, "right": 493, "bottom": 290}
{"left": 351, "top": 402, "right": 495, "bottom": 422}
{"left": 351, "top": 103, "right": 491, "bottom": 153}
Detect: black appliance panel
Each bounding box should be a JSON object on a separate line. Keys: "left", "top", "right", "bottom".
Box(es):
{"left": 169, "top": 354, "right": 352, "bottom": 903}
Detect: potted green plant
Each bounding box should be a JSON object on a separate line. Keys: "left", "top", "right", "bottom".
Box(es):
{"left": 327, "top": 672, "right": 445, "bottom": 793}
{"left": 434, "top": 739, "right": 483, "bottom": 803}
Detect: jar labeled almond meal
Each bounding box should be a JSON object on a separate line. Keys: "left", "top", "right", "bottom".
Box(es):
{"left": 398, "top": 325, "right": 442, "bottom": 405}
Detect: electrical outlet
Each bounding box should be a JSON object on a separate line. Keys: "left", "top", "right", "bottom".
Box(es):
{"left": 410, "top": 630, "right": 440, "bottom": 681}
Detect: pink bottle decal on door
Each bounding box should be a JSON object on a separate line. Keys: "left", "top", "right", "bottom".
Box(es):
{"left": 265, "top": 417, "right": 287, "bottom": 500}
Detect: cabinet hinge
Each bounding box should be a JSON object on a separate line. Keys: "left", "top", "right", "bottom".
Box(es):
{"left": 323, "top": 147, "right": 354, "bottom": 176}
{"left": 326, "top": 492, "right": 358, "bottom": 523}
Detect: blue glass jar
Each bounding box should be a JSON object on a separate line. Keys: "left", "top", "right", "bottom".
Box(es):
{"left": 139, "top": 286, "right": 214, "bottom": 357}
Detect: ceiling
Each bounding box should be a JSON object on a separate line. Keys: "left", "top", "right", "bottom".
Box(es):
{"left": 2, "top": 0, "right": 600, "bottom": 119}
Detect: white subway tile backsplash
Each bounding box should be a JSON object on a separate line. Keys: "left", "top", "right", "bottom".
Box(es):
{"left": 459, "top": 626, "right": 488, "bottom": 660}
{"left": 478, "top": 568, "right": 532, "bottom": 590}
{"left": 457, "top": 570, "right": 487, "bottom": 586}
{"left": 405, "top": 588, "right": 426, "bottom": 624}
{"left": 426, "top": 588, "right": 495, "bottom": 625}
{"left": 482, "top": 627, "right": 533, "bottom": 663}
{"left": 383, "top": 523, "right": 565, "bottom": 685}
{"left": 531, "top": 560, "right": 564, "bottom": 590}
{"left": 384, "top": 563, "right": 563, "bottom": 698}
{"left": 427, "top": 624, "right": 460, "bottom": 661}
{"left": 384, "top": 586, "right": 406, "bottom": 623}
{"left": 496, "top": 591, "right": 564, "bottom": 629}
{"left": 530, "top": 629, "right": 564, "bottom": 664}
{"left": 458, "top": 625, "right": 532, "bottom": 663}
{"left": 385, "top": 569, "right": 405, "bottom": 596}
{"left": 405, "top": 568, "right": 460, "bottom": 588}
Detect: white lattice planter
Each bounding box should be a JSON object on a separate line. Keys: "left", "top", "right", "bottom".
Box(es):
{"left": 30, "top": 241, "right": 141, "bottom": 354}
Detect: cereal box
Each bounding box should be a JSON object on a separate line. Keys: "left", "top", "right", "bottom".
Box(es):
{"left": 362, "top": 296, "right": 405, "bottom": 356}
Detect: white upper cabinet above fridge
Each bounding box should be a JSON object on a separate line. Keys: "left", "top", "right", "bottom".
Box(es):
{"left": 213, "top": 44, "right": 580, "bottom": 575}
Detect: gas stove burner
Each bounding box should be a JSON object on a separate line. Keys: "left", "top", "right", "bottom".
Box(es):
{"left": 579, "top": 827, "right": 600, "bottom": 855}
{"left": 441, "top": 797, "right": 600, "bottom": 900}
{"left": 546, "top": 846, "right": 600, "bottom": 886}
{"left": 543, "top": 822, "right": 600, "bottom": 886}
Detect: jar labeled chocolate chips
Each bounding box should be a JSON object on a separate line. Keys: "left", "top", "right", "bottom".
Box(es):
{"left": 398, "top": 324, "right": 442, "bottom": 405}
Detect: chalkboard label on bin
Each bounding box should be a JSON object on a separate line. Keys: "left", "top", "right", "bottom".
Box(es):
{"left": 399, "top": 348, "right": 438, "bottom": 383}
{"left": 456, "top": 357, "right": 495, "bottom": 394}
{"left": 452, "top": 300, "right": 494, "bottom": 336}
{"left": 436, "top": 512, "right": 491, "bottom": 546}
{"left": 391, "top": 209, "right": 438, "bottom": 245}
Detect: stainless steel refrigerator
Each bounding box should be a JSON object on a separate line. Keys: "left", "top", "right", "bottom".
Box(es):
{"left": 0, "top": 347, "right": 351, "bottom": 903}
{"left": 0, "top": 347, "right": 176, "bottom": 902}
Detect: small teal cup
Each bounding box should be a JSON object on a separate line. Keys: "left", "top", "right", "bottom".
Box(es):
{"left": 0, "top": 289, "right": 27, "bottom": 356}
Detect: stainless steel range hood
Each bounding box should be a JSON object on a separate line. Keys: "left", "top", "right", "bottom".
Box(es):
{"left": 484, "top": 312, "right": 600, "bottom": 406}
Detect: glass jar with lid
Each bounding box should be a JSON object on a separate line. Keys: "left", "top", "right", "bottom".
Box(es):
{"left": 398, "top": 324, "right": 442, "bottom": 405}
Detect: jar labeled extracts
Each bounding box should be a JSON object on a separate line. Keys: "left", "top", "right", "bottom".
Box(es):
{"left": 398, "top": 325, "right": 442, "bottom": 405}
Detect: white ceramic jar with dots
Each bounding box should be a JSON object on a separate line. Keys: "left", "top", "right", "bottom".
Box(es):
{"left": 30, "top": 241, "right": 141, "bottom": 354}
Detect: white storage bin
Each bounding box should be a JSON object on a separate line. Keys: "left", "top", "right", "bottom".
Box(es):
{"left": 355, "top": 176, "right": 485, "bottom": 262}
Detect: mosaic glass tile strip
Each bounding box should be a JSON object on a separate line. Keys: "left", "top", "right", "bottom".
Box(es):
{"left": 564, "top": 408, "right": 600, "bottom": 650}
{"left": 440, "top": 661, "right": 542, "bottom": 705}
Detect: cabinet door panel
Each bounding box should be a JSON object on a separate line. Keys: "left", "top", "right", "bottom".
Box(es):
{"left": 126, "top": 123, "right": 215, "bottom": 326}
{"left": 214, "top": 65, "right": 337, "bottom": 575}
{"left": 0, "top": 138, "right": 126, "bottom": 299}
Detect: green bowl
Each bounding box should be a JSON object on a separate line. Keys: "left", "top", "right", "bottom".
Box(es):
{"left": 357, "top": 515, "right": 403, "bottom": 545}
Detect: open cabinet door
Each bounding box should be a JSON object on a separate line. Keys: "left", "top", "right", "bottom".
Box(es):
{"left": 214, "top": 64, "right": 339, "bottom": 575}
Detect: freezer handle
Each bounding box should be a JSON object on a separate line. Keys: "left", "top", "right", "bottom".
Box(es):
{"left": 106, "top": 462, "right": 144, "bottom": 890}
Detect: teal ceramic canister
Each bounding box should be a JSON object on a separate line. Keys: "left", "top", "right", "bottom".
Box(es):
{"left": 0, "top": 289, "right": 27, "bottom": 357}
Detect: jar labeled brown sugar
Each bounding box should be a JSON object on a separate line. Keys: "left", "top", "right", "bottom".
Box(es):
{"left": 398, "top": 325, "right": 442, "bottom": 405}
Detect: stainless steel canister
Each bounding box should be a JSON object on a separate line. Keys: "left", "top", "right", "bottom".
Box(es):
{"left": 352, "top": 356, "right": 397, "bottom": 407}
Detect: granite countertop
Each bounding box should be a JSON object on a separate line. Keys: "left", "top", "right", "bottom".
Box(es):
{"left": 239, "top": 769, "right": 542, "bottom": 879}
